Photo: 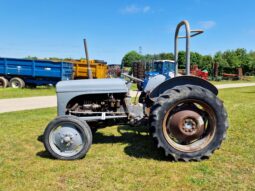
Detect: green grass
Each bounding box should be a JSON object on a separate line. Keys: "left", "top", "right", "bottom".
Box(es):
{"left": 0, "top": 86, "right": 254, "bottom": 190}
{"left": 0, "top": 86, "right": 56, "bottom": 99}
{"left": 131, "top": 83, "right": 138, "bottom": 91}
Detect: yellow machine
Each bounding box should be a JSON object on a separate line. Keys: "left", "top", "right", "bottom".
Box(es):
{"left": 71, "top": 59, "right": 108, "bottom": 79}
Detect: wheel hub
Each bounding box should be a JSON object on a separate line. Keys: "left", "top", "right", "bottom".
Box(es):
{"left": 63, "top": 136, "right": 71, "bottom": 143}
{"left": 182, "top": 118, "right": 197, "bottom": 133}
{"left": 49, "top": 125, "right": 84, "bottom": 156}
{"left": 11, "top": 81, "right": 19, "bottom": 88}
{"left": 168, "top": 109, "right": 205, "bottom": 143}
{"left": 62, "top": 134, "right": 73, "bottom": 146}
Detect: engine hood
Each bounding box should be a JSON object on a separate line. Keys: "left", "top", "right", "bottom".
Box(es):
{"left": 56, "top": 78, "right": 128, "bottom": 94}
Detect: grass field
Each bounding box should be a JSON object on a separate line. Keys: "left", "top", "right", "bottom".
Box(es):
{"left": 0, "top": 86, "right": 254, "bottom": 190}
{"left": 0, "top": 86, "right": 56, "bottom": 99}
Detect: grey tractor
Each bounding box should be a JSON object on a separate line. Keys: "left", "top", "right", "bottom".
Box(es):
{"left": 43, "top": 20, "right": 228, "bottom": 161}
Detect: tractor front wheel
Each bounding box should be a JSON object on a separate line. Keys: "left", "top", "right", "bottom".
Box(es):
{"left": 150, "top": 85, "right": 228, "bottom": 161}
{"left": 43, "top": 116, "right": 92, "bottom": 160}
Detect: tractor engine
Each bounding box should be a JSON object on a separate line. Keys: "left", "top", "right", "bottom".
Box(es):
{"left": 66, "top": 94, "right": 124, "bottom": 114}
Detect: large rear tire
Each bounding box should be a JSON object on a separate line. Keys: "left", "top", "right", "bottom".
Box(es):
{"left": 10, "top": 77, "right": 25, "bottom": 88}
{"left": 43, "top": 116, "right": 92, "bottom": 160}
{"left": 150, "top": 85, "right": 228, "bottom": 161}
{"left": 0, "top": 77, "right": 8, "bottom": 88}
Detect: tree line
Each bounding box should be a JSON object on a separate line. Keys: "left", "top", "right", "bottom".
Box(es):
{"left": 122, "top": 48, "right": 255, "bottom": 75}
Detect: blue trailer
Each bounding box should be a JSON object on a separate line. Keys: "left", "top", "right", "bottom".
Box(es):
{"left": 0, "top": 58, "right": 73, "bottom": 88}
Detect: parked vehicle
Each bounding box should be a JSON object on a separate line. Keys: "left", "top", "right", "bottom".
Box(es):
{"left": 132, "top": 60, "right": 176, "bottom": 90}
{"left": 43, "top": 20, "right": 228, "bottom": 161}
{"left": 191, "top": 65, "right": 209, "bottom": 80}
{"left": 71, "top": 59, "right": 108, "bottom": 79}
{"left": 108, "top": 64, "right": 121, "bottom": 78}
{"left": 0, "top": 58, "right": 73, "bottom": 88}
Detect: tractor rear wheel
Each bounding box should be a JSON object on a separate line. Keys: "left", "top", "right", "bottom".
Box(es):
{"left": 43, "top": 116, "right": 92, "bottom": 160}
{"left": 150, "top": 85, "right": 228, "bottom": 161}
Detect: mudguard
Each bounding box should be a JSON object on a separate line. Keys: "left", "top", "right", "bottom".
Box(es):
{"left": 149, "top": 76, "right": 218, "bottom": 100}
{"left": 144, "top": 74, "right": 166, "bottom": 92}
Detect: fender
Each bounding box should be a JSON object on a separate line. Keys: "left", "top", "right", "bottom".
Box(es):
{"left": 149, "top": 76, "right": 218, "bottom": 100}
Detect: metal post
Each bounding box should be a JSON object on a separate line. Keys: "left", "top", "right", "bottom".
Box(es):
{"left": 83, "top": 39, "right": 93, "bottom": 79}
{"left": 174, "top": 20, "right": 191, "bottom": 75}
{"left": 174, "top": 20, "right": 203, "bottom": 76}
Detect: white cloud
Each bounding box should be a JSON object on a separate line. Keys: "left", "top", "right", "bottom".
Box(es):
{"left": 199, "top": 21, "right": 216, "bottom": 30}
{"left": 143, "top": 6, "right": 151, "bottom": 13}
{"left": 121, "top": 5, "right": 151, "bottom": 14}
{"left": 122, "top": 5, "right": 140, "bottom": 14}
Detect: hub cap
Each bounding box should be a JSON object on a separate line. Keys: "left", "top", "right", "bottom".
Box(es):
{"left": 49, "top": 123, "right": 85, "bottom": 157}
{"left": 169, "top": 110, "right": 205, "bottom": 143}
{"left": 11, "top": 80, "right": 20, "bottom": 88}
{"left": 163, "top": 100, "right": 216, "bottom": 152}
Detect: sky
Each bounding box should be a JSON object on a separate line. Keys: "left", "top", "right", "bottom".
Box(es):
{"left": 0, "top": 0, "right": 255, "bottom": 64}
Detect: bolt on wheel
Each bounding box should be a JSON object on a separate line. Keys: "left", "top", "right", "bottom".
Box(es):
{"left": 150, "top": 85, "right": 228, "bottom": 161}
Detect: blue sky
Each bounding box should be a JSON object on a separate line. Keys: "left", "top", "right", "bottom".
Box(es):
{"left": 0, "top": 0, "right": 255, "bottom": 64}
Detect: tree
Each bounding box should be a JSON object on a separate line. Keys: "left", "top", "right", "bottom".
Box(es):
{"left": 247, "top": 51, "right": 255, "bottom": 75}
{"left": 177, "top": 51, "right": 203, "bottom": 69}
{"left": 158, "top": 52, "right": 174, "bottom": 60}
{"left": 235, "top": 48, "right": 251, "bottom": 73}
{"left": 202, "top": 55, "right": 213, "bottom": 71}
{"left": 190, "top": 52, "right": 203, "bottom": 68}
{"left": 213, "top": 52, "right": 227, "bottom": 75}
{"left": 122, "top": 48, "right": 255, "bottom": 75}
{"left": 121, "top": 51, "right": 142, "bottom": 67}
{"left": 142, "top": 53, "right": 174, "bottom": 62}
{"left": 25, "top": 56, "right": 38, "bottom": 60}
{"left": 143, "top": 54, "right": 154, "bottom": 62}
{"left": 177, "top": 51, "right": 186, "bottom": 69}
{"left": 225, "top": 51, "right": 240, "bottom": 68}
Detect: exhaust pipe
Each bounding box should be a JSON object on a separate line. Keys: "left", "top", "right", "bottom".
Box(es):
{"left": 83, "top": 38, "right": 93, "bottom": 79}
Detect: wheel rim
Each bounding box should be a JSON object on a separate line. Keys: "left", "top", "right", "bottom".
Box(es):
{"left": 49, "top": 122, "right": 85, "bottom": 157}
{"left": 163, "top": 99, "right": 216, "bottom": 153}
{"left": 11, "top": 80, "right": 20, "bottom": 88}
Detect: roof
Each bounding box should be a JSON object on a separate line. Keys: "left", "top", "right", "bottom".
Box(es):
{"left": 154, "top": 60, "right": 175, "bottom": 63}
